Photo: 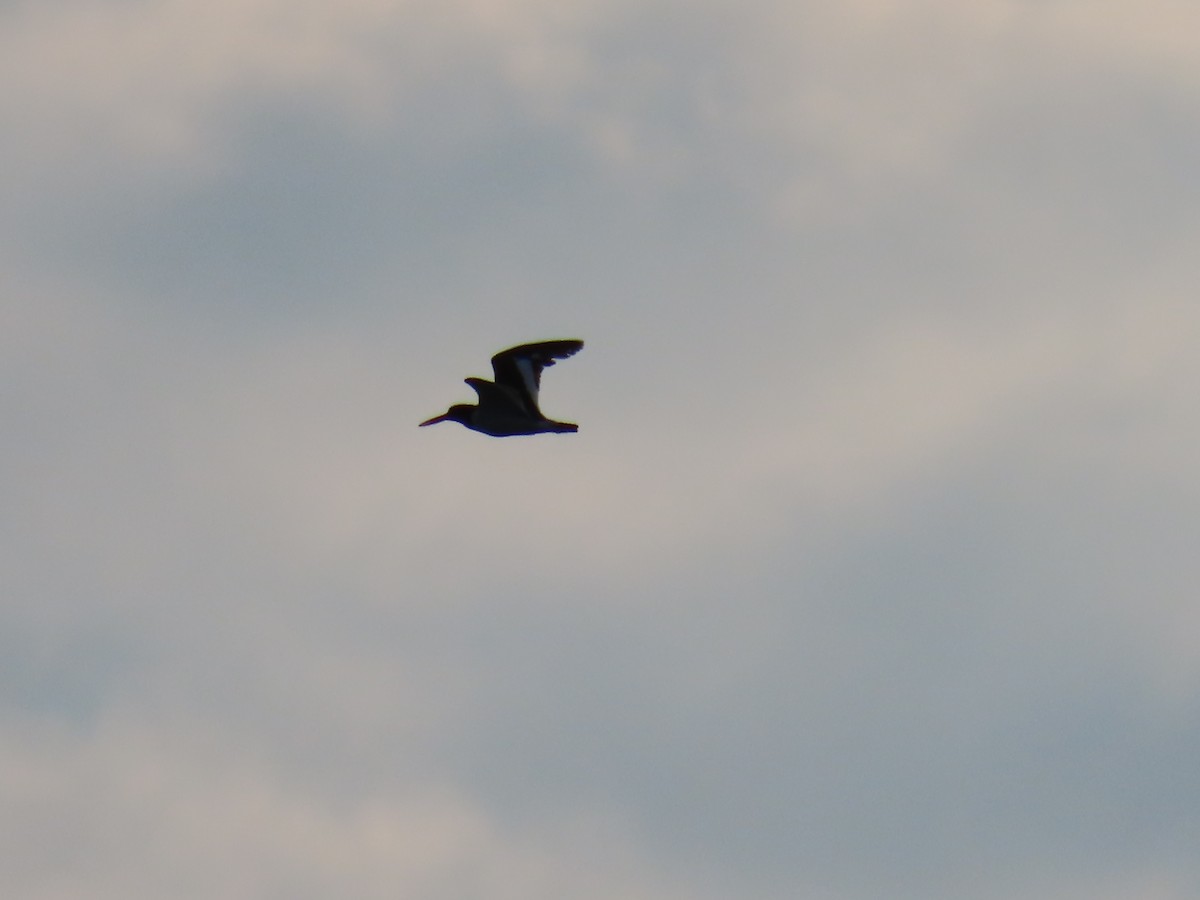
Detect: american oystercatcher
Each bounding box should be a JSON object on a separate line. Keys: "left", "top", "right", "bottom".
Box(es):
{"left": 419, "top": 340, "right": 583, "bottom": 436}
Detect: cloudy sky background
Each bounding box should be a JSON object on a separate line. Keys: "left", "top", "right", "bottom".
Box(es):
{"left": 4, "top": 0, "right": 1200, "bottom": 897}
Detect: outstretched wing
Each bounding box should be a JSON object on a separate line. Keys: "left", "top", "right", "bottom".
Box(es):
{"left": 464, "top": 376, "right": 529, "bottom": 415}
{"left": 490, "top": 339, "right": 583, "bottom": 413}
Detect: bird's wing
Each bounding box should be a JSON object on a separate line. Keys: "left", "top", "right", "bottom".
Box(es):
{"left": 490, "top": 340, "right": 583, "bottom": 413}
{"left": 465, "top": 377, "right": 529, "bottom": 415}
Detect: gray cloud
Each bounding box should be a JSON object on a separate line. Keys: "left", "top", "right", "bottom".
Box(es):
{"left": 3, "top": 1, "right": 1199, "bottom": 898}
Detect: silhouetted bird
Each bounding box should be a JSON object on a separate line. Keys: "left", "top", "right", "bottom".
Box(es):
{"left": 419, "top": 339, "right": 583, "bottom": 436}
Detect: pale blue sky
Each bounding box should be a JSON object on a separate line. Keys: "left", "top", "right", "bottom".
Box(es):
{"left": 3, "top": 1, "right": 1199, "bottom": 898}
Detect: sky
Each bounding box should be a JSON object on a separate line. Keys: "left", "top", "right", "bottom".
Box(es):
{"left": 3, "top": 0, "right": 1200, "bottom": 897}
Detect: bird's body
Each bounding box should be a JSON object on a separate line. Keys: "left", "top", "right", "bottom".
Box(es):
{"left": 420, "top": 340, "right": 583, "bottom": 436}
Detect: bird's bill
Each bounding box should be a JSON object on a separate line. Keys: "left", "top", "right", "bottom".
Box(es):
{"left": 419, "top": 412, "right": 451, "bottom": 426}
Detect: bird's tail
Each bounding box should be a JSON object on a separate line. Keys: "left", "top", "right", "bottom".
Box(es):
{"left": 548, "top": 421, "right": 578, "bottom": 433}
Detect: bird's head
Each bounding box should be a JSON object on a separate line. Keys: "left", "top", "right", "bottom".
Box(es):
{"left": 419, "top": 404, "right": 474, "bottom": 428}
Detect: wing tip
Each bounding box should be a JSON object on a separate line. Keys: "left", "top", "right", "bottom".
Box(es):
{"left": 536, "top": 338, "right": 584, "bottom": 359}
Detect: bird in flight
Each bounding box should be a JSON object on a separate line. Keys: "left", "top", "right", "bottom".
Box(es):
{"left": 419, "top": 339, "right": 584, "bottom": 436}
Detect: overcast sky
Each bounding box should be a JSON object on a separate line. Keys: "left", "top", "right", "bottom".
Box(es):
{"left": 4, "top": 1, "right": 1200, "bottom": 898}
